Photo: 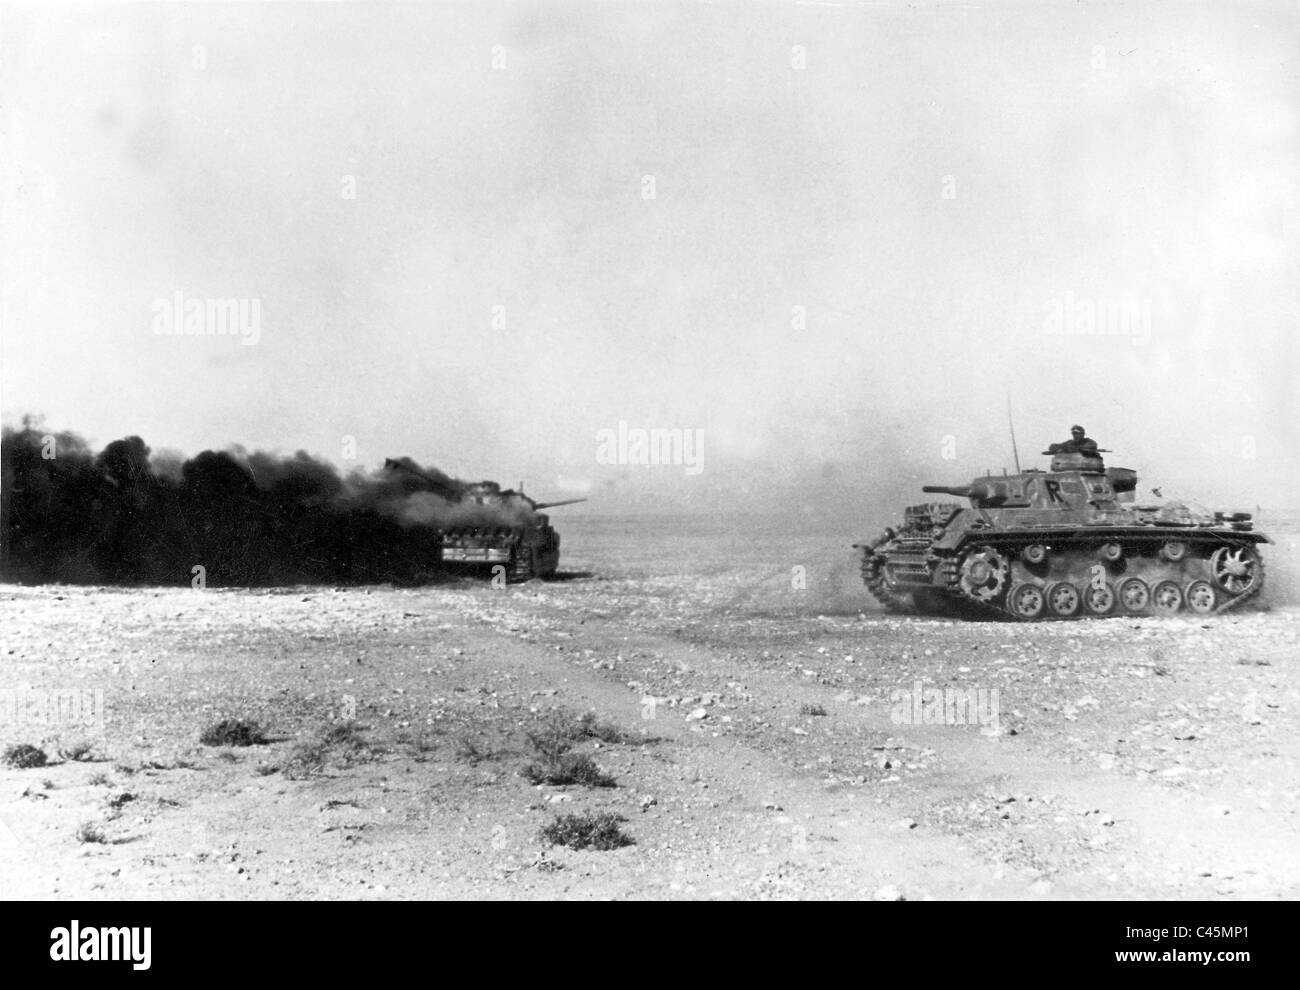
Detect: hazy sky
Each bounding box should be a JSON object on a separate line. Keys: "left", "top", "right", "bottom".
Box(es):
{"left": 2, "top": 1, "right": 1296, "bottom": 508}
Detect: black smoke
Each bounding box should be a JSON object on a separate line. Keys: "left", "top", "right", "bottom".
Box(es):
{"left": 0, "top": 421, "right": 479, "bottom": 586}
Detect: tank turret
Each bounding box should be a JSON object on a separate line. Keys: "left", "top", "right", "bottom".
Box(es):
{"left": 854, "top": 439, "right": 1269, "bottom": 620}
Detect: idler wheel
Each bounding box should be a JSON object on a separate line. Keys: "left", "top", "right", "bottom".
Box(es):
{"left": 1098, "top": 543, "right": 1123, "bottom": 563}
{"left": 1021, "top": 544, "right": 1048, "bottom": 566}
{"left": 1185, "top": 580, "right": 1217, "bottom": 614}
{"left": 1209, "top": 546, "right": 1259, "bottom": 595}
{"left": 1118, "top": 577, "right": 1150, "bottom": 613}
{"left": 1151, "top": 580, "right": 1184, "bottom": 615}
{"left": 1007, "top": 583, "right": 1045, "bottom": 619}
{"left": 1083, "top": 582, "right": 1116, "bottom": 615}
{"left": 1160, "top": 541, "right": 1188, "bottom": 562}
{"left": 1046, "top": 582, "right": 1081, "bottom": 617}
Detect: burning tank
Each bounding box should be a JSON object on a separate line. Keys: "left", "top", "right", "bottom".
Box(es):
{"left": 384, "top": 459, "right": 585, "bottom": 581}
{"left": 855, "top": 444, "right": 1269, "bottom": 620}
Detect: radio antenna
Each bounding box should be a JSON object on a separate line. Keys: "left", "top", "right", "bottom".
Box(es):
{"left": 1007, "top": 393, "right": 1022, "bottom": 473}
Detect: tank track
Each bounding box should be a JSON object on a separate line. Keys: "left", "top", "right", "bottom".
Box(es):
{"left": 864, "top": 537, "right": 1265, "bottom": 621}
{"left": 862, "top": 551, "right": 917, "bottom": 615}
{"left": 507, "top": 544, "right": 535, "bottom": 583}
{"left": 506, "top": 541, "right": 561, "bottom": 582}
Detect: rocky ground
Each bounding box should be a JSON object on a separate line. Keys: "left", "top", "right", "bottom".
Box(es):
{"left": 1, "top": 514, "right": 1297, "bottom": 900}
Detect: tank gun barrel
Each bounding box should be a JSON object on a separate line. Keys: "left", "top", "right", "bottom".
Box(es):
{"left": 922, "top": 484, "right": 972, "bottom": 498}
{"left": 532, "top": 498, "right": 588, "bottom": 510}
{"left": 923, "top": 483, "right": 996, "bottom": 502}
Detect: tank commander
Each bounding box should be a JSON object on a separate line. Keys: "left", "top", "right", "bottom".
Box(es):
{"left": 1049, "top": 425, "right": 1099, "bottom": 455}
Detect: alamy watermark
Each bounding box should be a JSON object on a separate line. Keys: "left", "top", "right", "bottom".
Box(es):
{"left": 151, "top": 291, "right": 262, "bottom": 345}
{"left": 50, "top": 921, "right": 151, "bottom": 971}
{"left": 596, "top": 421, "right": 704, "bottom": 476}
{"left": 1043, "top": 292, "right": 1150, "bottom": 346}
{"left": 0, "top": 687, "right": 105, "bottom": 731}
{"left": 890, "top": 681, "right": 999, "bottom": 728}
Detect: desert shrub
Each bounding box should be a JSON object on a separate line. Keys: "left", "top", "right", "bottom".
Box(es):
{"left": 570, "top": 712, "right": 631, "bottom": 744}
{"left": 539, "top": 812, "right": 632, "bottom": 851}
{"left": 522, "top": 753, "right": 616, "bottom": 788}
{"left": 321, "top": 722, "right": 374, "bottom": 764}
{"left": 521, "top": 712, "right": 623, "bottom": 787}
{"left": 75, "top": 821, "right": 107, "bottom": 844}
{"left": 3, "top": 744, "right": 48, "bottom": 769}
{"left": 524, "top": 724, "right": 573, "bottom": 761}
{"left": 525, "top": 711, "right": 631, "bottom": 757}
{"left": 59, "top": 739, "right": 99, "bottom": 761}
{"left": 281, "top": 741, "right": 327, "bottom": 780}
{"left": 199, "top": 719, "right": 267, "bottom": 747}
{"left": 281, "top": 721, "right": 373, "bottom": 779}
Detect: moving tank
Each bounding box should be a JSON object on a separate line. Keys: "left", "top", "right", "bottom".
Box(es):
{"left": 384, "top": 459, "right": 585, "bottom": 582}
{"left": 855, "top": 444, "right": 1268, "bottom": 620}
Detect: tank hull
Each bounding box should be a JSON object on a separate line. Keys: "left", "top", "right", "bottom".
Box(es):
{"left": 863, "top": 524, "right": 1268, "bottom": 620}
{"left": 441, "top": 527, "right": 560, "bottom": 582}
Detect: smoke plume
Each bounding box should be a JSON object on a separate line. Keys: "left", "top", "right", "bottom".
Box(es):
{"left": 0, "top": 422, "right": 519, "bottom": 586}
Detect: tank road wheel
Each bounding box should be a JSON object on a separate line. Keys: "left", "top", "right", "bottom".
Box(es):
{"left": 1083, "top": 582, "right": 1116, "bottom": 616}
{"left": 1118, "top": 577, "right": 1150, "bottom": 614}
{"left": 1098, "top": 543, "right": 1123, "bottom": 564}
{"left": 1185, "top": 580, "right": 1217, "bottom": 615}
{"left": 1151, "top": 580, "right": 1183, "bottom": 616}
{"left": 1046, "top": 582, "right": 1081, "bottom": 618}
{"left": 958, "top": 547, "right": 1009, "bottom": 603}
{"left": 1006, "top": 584, "right": 1045, "bottom": 620}
{"left": 1160, "top": 541, "right": 1188, "bottom": 563}
{"left": 1021, "top": 544, "right": 1048, "bottom": 566}
{"left": 1209, "top": 546, "right": 1259, "bottom": 596}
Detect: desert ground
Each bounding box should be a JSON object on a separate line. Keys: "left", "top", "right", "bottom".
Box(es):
{"left": 2, "top": 512, "right": 1298, "bottom": 900}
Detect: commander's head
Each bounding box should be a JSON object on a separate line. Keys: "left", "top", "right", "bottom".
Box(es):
{"left": 1071, "top": 425, "right": 1085, "bottom": 438}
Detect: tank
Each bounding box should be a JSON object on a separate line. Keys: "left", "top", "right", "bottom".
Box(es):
{"left": 855, "top": 445, "right": 1269, "bottom": 619}
{"left": 384, "top": 459, "right": 585, "bottom": 582}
